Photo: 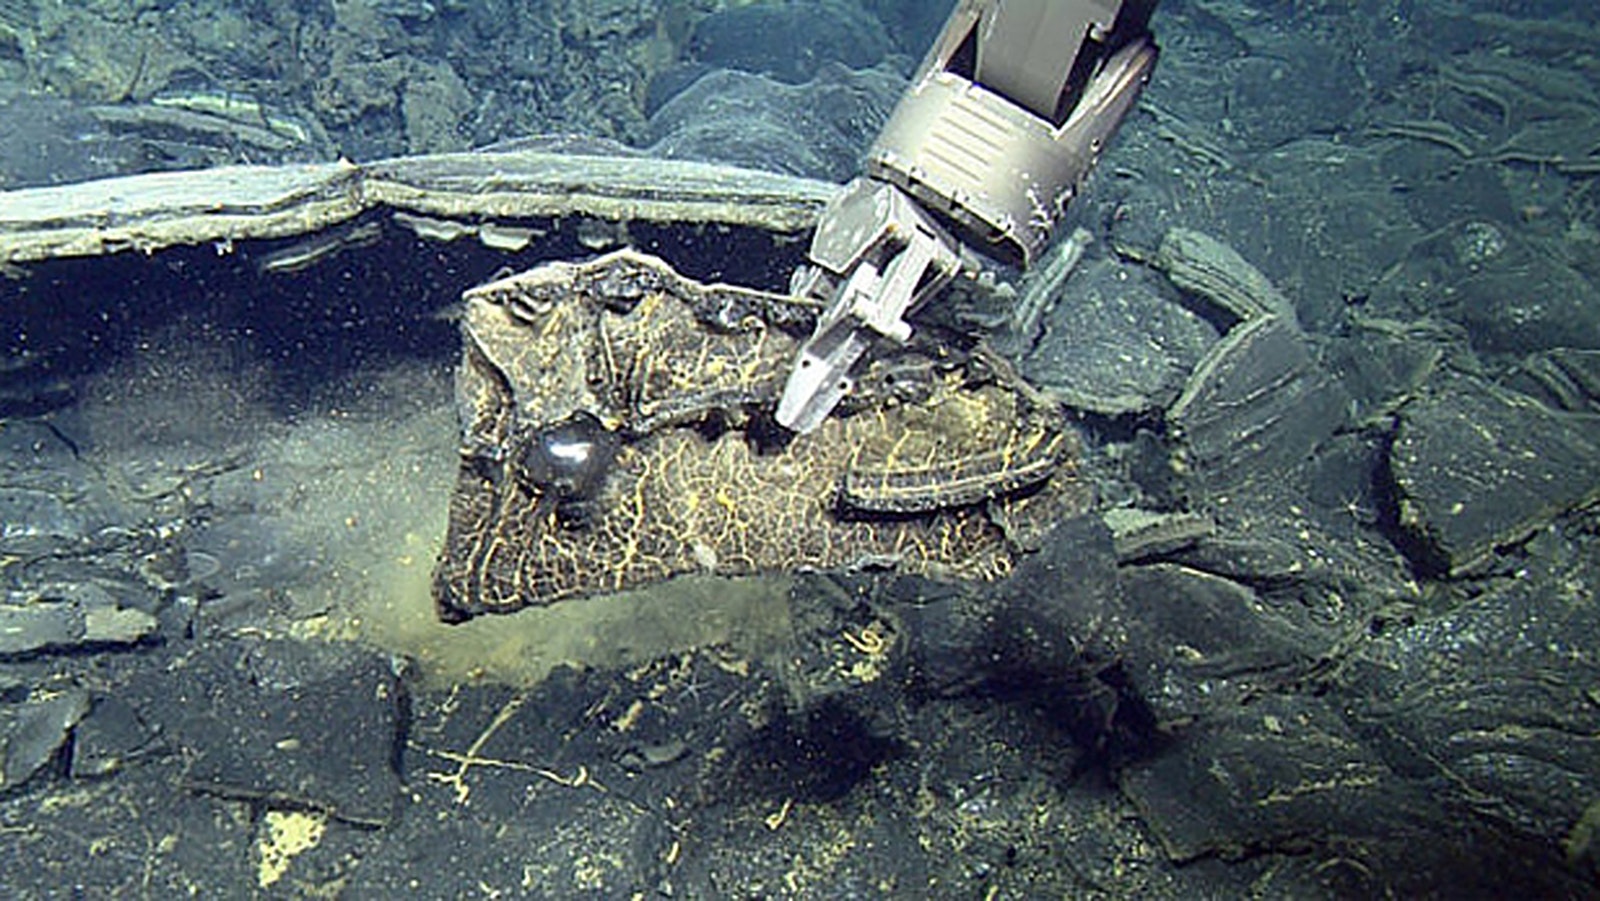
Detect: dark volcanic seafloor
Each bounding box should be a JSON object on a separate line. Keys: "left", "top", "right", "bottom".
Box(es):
{"left": 2, "top": 0, "right": 1600, "bottom": 897}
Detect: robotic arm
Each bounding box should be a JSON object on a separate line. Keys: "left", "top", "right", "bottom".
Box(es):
{"left": 777, "top": 0, "right": 1160, "bottom": 433}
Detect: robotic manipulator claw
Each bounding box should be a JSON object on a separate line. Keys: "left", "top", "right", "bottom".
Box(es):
{"left": 776, "top": 0, "right": 1161, "bottom": 434}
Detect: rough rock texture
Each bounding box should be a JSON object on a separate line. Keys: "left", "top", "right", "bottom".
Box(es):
{"left": 648, "top": 65, "right": 903, "bottom": 182}
{"left": 434, "top": 250, "right": 1088, "bottom": 618}
{"left": 119, "top": 638, "right": 405, "bottom": 825}
{"left": 1391, "top": 374, "right": 1600, "bottom": 575}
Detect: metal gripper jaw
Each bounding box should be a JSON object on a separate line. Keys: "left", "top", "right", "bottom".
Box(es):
{"left": 777, "top": 0, "right": 1159, "bottom": 433}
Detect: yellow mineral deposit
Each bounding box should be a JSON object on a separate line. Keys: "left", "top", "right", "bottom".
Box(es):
{"left": 256, "top": 809, "right": 328, "bottom": 888}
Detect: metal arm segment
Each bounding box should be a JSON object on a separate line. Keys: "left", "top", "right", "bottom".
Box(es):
{"left": 777, "top": 0, "right": 1159, "bottom": 434}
